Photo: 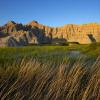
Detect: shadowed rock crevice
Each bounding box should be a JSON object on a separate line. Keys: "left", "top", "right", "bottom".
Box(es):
{"left": 7, "top": 37, "right": 20, "bottom": 46}
{"left": 88, "top": 34, "right": 96, "bottom": 43}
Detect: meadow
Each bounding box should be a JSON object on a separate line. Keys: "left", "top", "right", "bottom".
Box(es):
{"left": 0, "top": 43, "right": 100, "bottom": 100}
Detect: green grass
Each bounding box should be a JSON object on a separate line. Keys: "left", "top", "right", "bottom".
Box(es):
{"left": 0, "top": 43, "right": 100, "bottom": 65}
{"left": 0, "top": 46, "right": 68, "bottom": 65}
{"left": 0, "top": 43, "right": 100, "bottom": 99}
{"left": 74, "top": 43, "right": 100, "bottom": 56}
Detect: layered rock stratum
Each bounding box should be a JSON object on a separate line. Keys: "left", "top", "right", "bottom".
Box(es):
{"left": 0, "top": 21, "right": 100, "bottom": 46}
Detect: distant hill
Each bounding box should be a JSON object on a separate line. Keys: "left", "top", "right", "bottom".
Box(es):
{"left": 0, "top": 21, "right": 100, "bottom": 46}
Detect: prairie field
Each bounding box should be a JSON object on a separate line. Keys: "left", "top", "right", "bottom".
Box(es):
{"left": 0, "top": 43, "right": 100, "bottom": 100}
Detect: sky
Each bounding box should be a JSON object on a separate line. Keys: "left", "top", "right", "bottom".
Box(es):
{"left": 0, "top": 0, "right": 100, "bottom": 26}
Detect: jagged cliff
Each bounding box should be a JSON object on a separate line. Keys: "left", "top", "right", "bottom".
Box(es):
{"left": 0, "top": 21, "right": 100, "bottom": 46}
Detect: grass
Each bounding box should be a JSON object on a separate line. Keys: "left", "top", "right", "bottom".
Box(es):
{"left": 82, "top": 43, "right": 100, "bottom": 56}
{"left": 0, "top": 43, "right": 99, "bottom": 64}
{"left": 0, "top": 57, "right": 100, "bottom": 100}
{"left": 0, "top": 46, "right": 69, "bottom": 65}
{"left": 0, "top": 43, "right": 100, "bottom": 100}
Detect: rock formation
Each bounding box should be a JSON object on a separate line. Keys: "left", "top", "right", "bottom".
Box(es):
{"left": 0, "top": 20, "right": 100, "bottom": 46}
{"left": 28, "top": 21, "right": 100, "bottom": 44}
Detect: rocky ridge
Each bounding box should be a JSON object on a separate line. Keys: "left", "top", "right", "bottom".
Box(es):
{"left": 0, "top": 21, "right": 100, "bottom": 46}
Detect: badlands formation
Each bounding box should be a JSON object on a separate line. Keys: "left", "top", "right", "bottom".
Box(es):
{"left": 0, "top": 21, "right": 100, "bottom": 46}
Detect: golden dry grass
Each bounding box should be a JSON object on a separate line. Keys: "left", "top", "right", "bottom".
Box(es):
{"left": 0, "top": 57, "right": 100, "bottom": 100}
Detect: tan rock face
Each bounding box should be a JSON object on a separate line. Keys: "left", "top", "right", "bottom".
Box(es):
{"left": 28, "top": 22, "right": 100, "bottom": 44}
{"left": 0, "top": 21, "right": 100, "bottom": 46}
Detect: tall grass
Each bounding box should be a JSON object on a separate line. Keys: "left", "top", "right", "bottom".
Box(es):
{"left": 0, "top": 44, "right": 100, "bottom": 99}
{"left": 0, "top": 57, "right": 100, "bottom": 100}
